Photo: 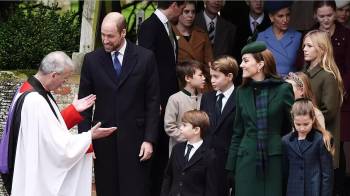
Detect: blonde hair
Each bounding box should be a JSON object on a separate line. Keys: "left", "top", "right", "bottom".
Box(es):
{"left": 291, "top": 99, "right": 334, "bottom": 156}
{"left": 210, "top": 55, "right": 239, "bottom": 81}
{"left": 303, "top": 30, "right": 344, "bottom": 103}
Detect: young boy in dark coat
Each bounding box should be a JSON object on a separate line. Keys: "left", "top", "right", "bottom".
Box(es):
{"left": 200, "top": 55, "right": 238, "bottom": 195}
{"left": 161, "top": 110, "right": 217, "bottom": 196}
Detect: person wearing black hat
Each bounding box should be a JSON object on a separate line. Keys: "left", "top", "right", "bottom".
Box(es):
{"left": 256, "top": 1, "right": 302, "bottom": 77}
{"left": 226, "top": 41, "right": 294, "bottom": 196}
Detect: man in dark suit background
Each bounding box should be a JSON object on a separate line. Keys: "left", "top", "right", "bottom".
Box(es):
{"left": 232, "top": 0, "right": 271, "bottom": 85}
{"left": 78, "top": 12, "right": 160, "bottom": 196}
{"left": 234, "top": 0, "right": 271, "bottom": 60}
{"left": 194, "top": 0, "right": 237, "bottom": 59}
{"left": 137, "top": 1, "right": 185, "bottom": 195}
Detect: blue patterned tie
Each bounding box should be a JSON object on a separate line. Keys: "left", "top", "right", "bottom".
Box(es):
{"left": 113, "top": 52, "right": 122, "bottom": 78}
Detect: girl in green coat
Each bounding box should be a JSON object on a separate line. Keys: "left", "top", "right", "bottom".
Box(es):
{"left": 303, "top": 29, "right": 344, "bottom": 169}
{"left": 226, "top": 41, "right": 294, "bottom": 196}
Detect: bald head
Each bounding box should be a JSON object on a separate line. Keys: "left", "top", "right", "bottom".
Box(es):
{"left": 101, "top": 12, "right": 127, "bottom": 52}
{"left": 102, "top": 12, "right": 126, "bottom": 33}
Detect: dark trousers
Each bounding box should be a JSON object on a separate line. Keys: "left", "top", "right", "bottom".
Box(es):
{"left": 334, "top": 142, "right": 346, "bottom": 196}
{"left": 150, "top": 115, "right": 169, "bottom": 196}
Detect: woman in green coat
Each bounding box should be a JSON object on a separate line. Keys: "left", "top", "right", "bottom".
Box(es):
{"left": 303, "top": 29, "right": 344, "bottom": 169}
{"left": 226, "top": 41, "right": 294, "bottom": 196}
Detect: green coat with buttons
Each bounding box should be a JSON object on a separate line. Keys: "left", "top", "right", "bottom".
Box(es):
{"left": 226, "top": 79, "right": 294, "bottom": 196}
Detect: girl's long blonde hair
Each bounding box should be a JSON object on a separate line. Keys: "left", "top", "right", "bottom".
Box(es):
{"left": 291, "top": 98, "right": 335, "bottom": 156}
{"left": 303, "top": 30, "right": 344, "bottom": 103}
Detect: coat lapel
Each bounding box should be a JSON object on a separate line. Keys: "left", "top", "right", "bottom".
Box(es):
{"left": 173, "top": 27, "right": 196, "bottom": 59}
{"left": 196, "top": 12, "right": 208, "bottom": 33}
{"left": 99, "top": 50, "right": 119, "bottom": 85}
{"left": 183, "top": 144, "right": 205, "bottom": 171}
{"left": 268, "top": 85, "right": 279, "bottom": 103}
{"left": 215, "top": 90, "right": 236, "bottom": 132}
{"left": 289, "top": 137, "right": 303, "bottom": 158}
{"left": 300, "top": 130, "right": 316, "bottom": 154}
{"left": 305, "top": 64, "right": 323, "bottom": 79}
{"left": 152, "top": 14, "right": 177, "bottom": 58}
{"left": 206, "top": 92, "right": 219, "bottom": 129}
{"left": 243, "top": 86, "right": 257, "bottom": 122}
{"left": 300, "top": 139, "right": 313, "bottom": 154}
{"left": 174, "top": 143, "right": 187, "bottom": 169}
{"left": 214, "top": 17, "right": 226, "bottom": 53}
{"left": 117, "top": 41, "right": 137, "bottom": 89}
{"left": 288, "top": 130, "right": 315, "bottom": 157}
{"left": 190, "top": 30, "right": 206, "bottom": 49}
{"left": 280, "top": 30, "right": 294, "bottom": 50}
{"left": 263, "top": 27, "right": 288, "bottom": 57}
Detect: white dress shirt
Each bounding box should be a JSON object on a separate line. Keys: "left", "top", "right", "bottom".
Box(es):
{"left": 184, "top": 139, "right": 203, "bottom": 161}
{"left": 249, "top": 13, "right": 264, "bottom": 33}
{"left": 111, "top": 39, "right": 127, "bottom": 66}
{"left": 216, "top": 84, "right": 235, "bottom": 112}
{"left": 203, "top": 11, "right": 218, "bottom": 32}
{"left": 154, "top": 9, "right": 176, "bottom": 59}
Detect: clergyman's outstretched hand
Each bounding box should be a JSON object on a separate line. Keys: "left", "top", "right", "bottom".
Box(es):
{"left": 72, "top": 94, "right": 96, "bottom": 112}
{"left": 91, "top": 122, "right": 117, "bottom": 140}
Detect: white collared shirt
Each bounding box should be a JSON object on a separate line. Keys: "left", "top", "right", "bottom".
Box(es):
{"left": 249, "top": 13, "right": 264, "bottom": 33}
{"left": 216, "top": 84, "right": 235, "bottom": 112}
{"left": 203, "top": 11, "right": 218, "bottom": 32}
{"left": 184, "top": 139, "right": 203, "bottom": 161}
{"left": 111, "top": 39, "right": 127, "bottom": 66}
{"left": 154, "top": 9, "right": 176, "bottom": 59}
{"left": 154, "top": 9, "right": 171, "bottom": 35}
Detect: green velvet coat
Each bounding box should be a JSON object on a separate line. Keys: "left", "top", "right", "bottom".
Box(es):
{"left": 226, "top": 79, "right": 294, "bottom": 196}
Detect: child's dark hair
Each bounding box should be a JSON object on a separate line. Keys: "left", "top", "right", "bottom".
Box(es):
{"left": 181, "top": 110, "right": 209, "bottom": 138}
{"left": 176, "top": 60, "right": 203, "bottom": 87}
{"left": 210, "top": 55, "right": 238, "bottom": 81}
{"left": 291, "top": 98, "right": 334, "bottom": 155}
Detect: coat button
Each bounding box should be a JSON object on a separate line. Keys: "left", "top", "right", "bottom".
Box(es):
{"left": 177, "top": 194, "right": 181, "bottom": 196}
{"left": 182, "top": 172, "right": 185, "bottom": 175}
{"left": 300, "top": 166, "right": 304, "bottom": 170}
{"left": 179, "top": 182, "right": 183, "bottom": 186}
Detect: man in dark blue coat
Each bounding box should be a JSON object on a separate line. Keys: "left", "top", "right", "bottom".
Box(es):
{"left": 78, "top": 12, "right": 160, "bottom": 196}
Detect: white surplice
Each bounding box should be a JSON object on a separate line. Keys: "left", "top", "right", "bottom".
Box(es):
{"left": 11, "top": 92, "right": 93, "bottom": 196}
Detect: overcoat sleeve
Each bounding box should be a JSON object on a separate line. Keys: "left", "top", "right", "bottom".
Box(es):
{"left": 144, "top": 53, "right": 160, "bottom": 143}
{"left": 164, "top": 95, "right": 186, "bottom": 142}
{"left": 78, "top": 54, "right": 94, "bottom": 133}
{"left": 319, "top": 138, "right": 333, "bottom": 196}
{"left": 320, "top": 75, "right": 341, "bottom": 127}
{"left": 225, "top": 88, "right": 244, "bottom": 172}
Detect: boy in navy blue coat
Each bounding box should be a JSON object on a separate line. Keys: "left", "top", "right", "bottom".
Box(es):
{"left": 200, "top": 55, "right": 238, "bottom": 195}
{"left": 161, "top": 110, "right": 217, "bottom": 196}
